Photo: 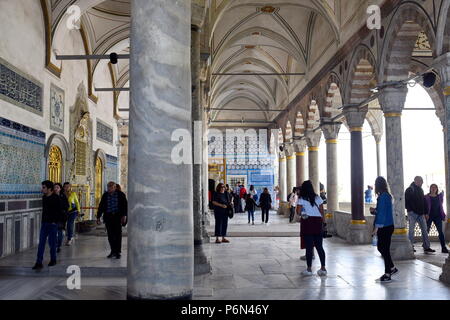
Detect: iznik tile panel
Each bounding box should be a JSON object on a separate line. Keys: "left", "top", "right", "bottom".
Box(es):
{"left": 50, "top": 83, "right": 64, "bottom": 133}
{"left": 0, "top": 117, "right": 45, "bottom": 199}
{"left": 97, "top": 120, "right": 113, "bottom": 145}
{"left": 0, "top": 57, "right": 43, "bottom": 115}
{"left": 105, "top": 154, "right": 118, "bottom": 185}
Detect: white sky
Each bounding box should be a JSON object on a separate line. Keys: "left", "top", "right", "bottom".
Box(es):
{"left": 314, "top": 84, "right": 445, "bottom": 203}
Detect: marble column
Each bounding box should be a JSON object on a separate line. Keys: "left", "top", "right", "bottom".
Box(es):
{"left": 127, "top": 0, "right": 193, "bottom": 299}
{"left": 343, "top": 105, "right": 367, "bottom": 244}
{"left": 322, "top": 122, "right": 341, "bottom": 235}
{"left": 191, "top": 24, "right": 210, "bottom": 275}
{"left": 279, "top": 152, "right": 287, "bottom": 205}
{"left": 374, "top": 133, "right": 382, "bottom": 177}
{"left": 379, "top": 87, "right": 414, "bottom": 260}
{"left": 434, "top": 53, "right": 450, "bottom": 283}
{"left": 202, "top": 109, "right": 211, "bottom": 238}
{"left": 305, "top": 131, "right": 321, "bottom": 194}
{"left": 286, "top": 146, "right": 296, "bottom": 194}
{"left": 294, "top": 141, "right": 306, "bottom": 187}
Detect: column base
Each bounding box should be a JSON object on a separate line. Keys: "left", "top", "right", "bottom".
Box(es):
{"left": 439, "top": 254, "right": 450, "bottom": 284}
{"left": 390, "top": 234, "right": 415, "bottom": 260}
{"left": 325, "top": 214, "right": 335, "bottom": 235}
{"left": 445, "top": 221, "right": 450, "bottom": 243}
{"left": 194, "top": 243, "right": 211, "bottom": 276}
{"left": 347, "top": 223, "right": 368, "bottom": 244}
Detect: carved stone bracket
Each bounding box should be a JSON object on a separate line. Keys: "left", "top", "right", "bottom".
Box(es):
{"left": 305, "top": 130, "right": 322, "bottom": 147}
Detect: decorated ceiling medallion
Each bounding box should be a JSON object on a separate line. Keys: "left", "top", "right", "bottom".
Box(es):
{"left": 245, "top": 45, "right": 255, "bottom": 49}
{"left": 260, "top": 6, "right": 276, "bottom": 13}
{"left": 251, "top": 32, "right": 261, "bottom": 36}
{"left": 245, "top": 61, "right": 252, "bottom": 64}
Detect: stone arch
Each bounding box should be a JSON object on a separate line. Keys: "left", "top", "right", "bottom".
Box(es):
{"left": 306, "top": 100, "right": 320, "bottom": 130}
{"left": 409, "top": 62, "right": 446, "bottom": 127}
{"left": 323, "top": 73, "right": 344, "bottom": 118}
{"left": 277, "top": 127, "right": 284, "bottom": 145}
{"left": 381, "top": 3, "right": 436, "bottom": 82}
{"left": 285, "top": 121, "right": 293, "bottom": 142}
{"left": 436, "top": 0, "right": 450, "bottom": 55}
{"left": 345, "top": 45, "right": 377, "bottom": 104}
{"left": 294, "top": 110, "right": 305, "bottom": 137}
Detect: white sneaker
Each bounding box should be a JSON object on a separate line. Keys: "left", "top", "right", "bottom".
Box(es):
{"left": 301, "top": 270, "right": 313, "bottom": 276}
{"left": 317, "top": 269, "right": 327, "bottom": 277}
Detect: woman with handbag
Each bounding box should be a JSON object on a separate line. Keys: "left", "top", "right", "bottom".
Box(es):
{"left": 212, "top": 183, "right": 231, "bottom": 244}
{"left": 296, "top": 180, "right": 327, "bottom": 276}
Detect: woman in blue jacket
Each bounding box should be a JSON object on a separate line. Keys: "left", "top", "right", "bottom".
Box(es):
{"left": 370, "top": 177, "right": 398, "bottom": 283}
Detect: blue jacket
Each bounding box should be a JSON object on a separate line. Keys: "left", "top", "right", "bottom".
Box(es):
{"left": 374, "top": 192, "right": 394, "bottom": 228}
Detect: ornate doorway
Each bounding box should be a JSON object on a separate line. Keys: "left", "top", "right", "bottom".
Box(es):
{"left": 48, "top": 145, "right": 63, "bottom": 183}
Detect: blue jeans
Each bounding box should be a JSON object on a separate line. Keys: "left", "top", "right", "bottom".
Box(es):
{"left": 67, "top": 211, "right": 78, "bottom": 241}
{"left": 36, "top": 223, "right": 58, "bottom": 264}
{"left": 248, "top": 210, "right": 254, "bottom": 222}
{"left": 408, "top": 211, "right": 430, "bottom": 249}
{"left": 57, "top": 228, "right": 64, "bottom": 249}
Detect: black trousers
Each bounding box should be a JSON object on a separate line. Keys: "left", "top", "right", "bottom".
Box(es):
{"left": 377, "top": 225, "right": 395, "bottom": 274}
{"left": 261, "top": 207, "right": 270, "bottom": 223}
{"left": 105, "top": 221, "right": 123, "bottom": 254}
{"left": 289, "top": 206, "right": 295, "bottom": 222}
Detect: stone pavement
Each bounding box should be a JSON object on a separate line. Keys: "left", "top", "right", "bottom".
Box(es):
{"left": 0, "top": 211, "right": 449, "bottom": 300}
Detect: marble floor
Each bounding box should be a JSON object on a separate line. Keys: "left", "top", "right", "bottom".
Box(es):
{"left": 0, "top": 211, "right": 449, "bottom": 300}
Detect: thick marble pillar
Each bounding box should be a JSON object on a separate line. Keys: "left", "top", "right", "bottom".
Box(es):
{"left": 279, "top": 153, "right": 287, "bottom": 204}
{"left": 127, "top": 0, "right": 193, "bottom": 299}
{"left": 191, "top": 24, "right": 210, "bottom": 275}
{"left": 294, "top": 141, "right": 306, "bottom": 187}
{"left": 322, "top": 122, "right": 341, "bottom": 235}
{"left": 286, "top": 146, "right": 296, "bottom": 194}
{"left": 434, "top": 53, "right": 450, "bottom": 283}
{"left": 343, "top": 106, "right": 367, "bottom": 244}
{"left": 305, "top": 131, "right": 321, "bottom": 194}
{"left": 374, "top": 134, "right": 382, "bottom": 177}
{"left": 379, "top": 87, "right": 414, "bottom": 260}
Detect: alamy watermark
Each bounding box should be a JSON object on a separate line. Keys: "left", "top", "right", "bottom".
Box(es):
{"left": 367, "top": 5, "right": 381, "bottom": 30}
{"left": 66, "top": 265, "right": 81, "bottom": 290}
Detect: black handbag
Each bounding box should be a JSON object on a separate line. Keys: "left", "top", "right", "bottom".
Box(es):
{"left": 227, "top": 205, "right": 234, "bottom": 219}
{"left": 226, "top": 192, "right": 234, "bottom": 219}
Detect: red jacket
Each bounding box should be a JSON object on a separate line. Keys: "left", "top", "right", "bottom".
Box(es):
{"left": 239, "top": 188, "right": 247, "bottom": 199}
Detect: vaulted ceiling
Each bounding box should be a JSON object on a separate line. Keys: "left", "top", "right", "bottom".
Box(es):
{"left": 209, "top": 0, "right": 340, "bottom": 126}
{"left": 46, "top": 0, "right": 387, "bottom": 126}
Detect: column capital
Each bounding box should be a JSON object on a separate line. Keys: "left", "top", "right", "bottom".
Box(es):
{"left": 294, "top": 140, "right": 306, "bottom": 153}
{"left": 373, "top": 132, "right": 383, "bottom": 144}
{"left": 191, "top": 1, "right": 206, "bottom": 28}
{"left": 321, "top": 122, "right": 342, "bottom": 140}
{"left": 378, "top": 86, "right": 408, "bottom": 114}
{"left": 433, "top": 53, "right": 450, "bottom": 87}
{"left": 305, "top": 130, "right": 322, "bottom": 148}
{"left": 284, "top": 144, "right": 295, "bottom": 157}
{"left": 278, "top": 151, "right": 286, "bottom": 160}
{"left": 343, "top": 104, "right": 368, "bottom": 129}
